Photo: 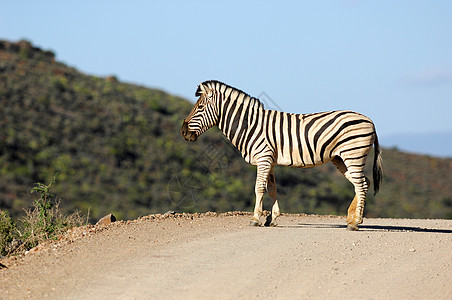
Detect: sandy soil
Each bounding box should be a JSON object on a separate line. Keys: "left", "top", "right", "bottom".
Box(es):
{"left": 1, "top": 212, "right": 451, "bottom": 299}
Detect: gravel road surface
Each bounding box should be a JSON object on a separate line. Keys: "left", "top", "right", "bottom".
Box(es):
{"left": 1, "top": 213, "right": 451, "bottom": 299}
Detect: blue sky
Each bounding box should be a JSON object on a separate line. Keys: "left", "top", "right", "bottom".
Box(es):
{"left": 1, "top": 1, "right": 451, "bottom": 155}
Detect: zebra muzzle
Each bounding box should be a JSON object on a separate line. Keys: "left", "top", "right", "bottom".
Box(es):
{"left": 180, "top": 121, "right": 198, "bottom": 141}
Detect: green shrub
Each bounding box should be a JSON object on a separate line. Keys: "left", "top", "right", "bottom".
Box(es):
{"left": 0, "top": 210, "right": 16, "bottom": 256}
{"left": 19, "top": 173, "right": 85, "bottom": 250}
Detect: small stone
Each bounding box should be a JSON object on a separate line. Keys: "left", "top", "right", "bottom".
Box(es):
{"left": 163, "top": 210, "right": 176, "bottom": 217}
{"left": 409, "top": 248, "right": 416, "bottom": 252}
{"left": 96, "top": 214, "right": 117, "bottom": 226}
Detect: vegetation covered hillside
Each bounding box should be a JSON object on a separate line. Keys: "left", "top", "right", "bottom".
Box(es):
{"left": 1, "top": 40, "right": 451, "bottom": 221}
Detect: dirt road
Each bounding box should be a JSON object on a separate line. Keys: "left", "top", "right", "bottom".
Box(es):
{"left": 1, "top": 212, "right": 451, "bottom": 299}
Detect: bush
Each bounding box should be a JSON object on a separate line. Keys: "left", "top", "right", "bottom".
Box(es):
{"left": 0, "top": 173, "right": 86, "bottom": 256}
{"left": 0, "top": 210, "right": 15, "bottom": 256}
{"left": 19, "top": 173, "right": 85, "bottom": 250}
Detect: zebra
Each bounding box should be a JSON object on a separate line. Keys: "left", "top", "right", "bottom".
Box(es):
{"left": 181, "top": 80, "right": 382, "bottom": 230}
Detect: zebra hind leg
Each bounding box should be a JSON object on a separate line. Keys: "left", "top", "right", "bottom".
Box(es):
{"left": 346, "top": 195, "right": 358, "bottom": 225}
{"left": 332, "top": 157, "right": 355, "bottom": 223}
{"left": 345, "top": 177, "right": 370, "bottom": 227}
{"left": 346, "top": 176, "right": 369, "bottom": 231}
{"left": 332, "top": 157, "right": 369, "bottom": 231}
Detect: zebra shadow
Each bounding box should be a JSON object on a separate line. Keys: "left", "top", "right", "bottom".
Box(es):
{"left": 278, "top": 223, "right": 452, "bottom": 234}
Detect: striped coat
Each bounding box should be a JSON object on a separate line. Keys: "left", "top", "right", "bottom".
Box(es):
{"left": 181, "top": 80, "right": 382, "bottom": 230}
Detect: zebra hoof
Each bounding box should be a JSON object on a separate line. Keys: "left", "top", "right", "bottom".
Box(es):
{"left": 264, "top": 217, "right": 278, "bottom": 227}
{"left": 347, "top": 223, "right": 359, "bottom": 231}
{"left": 249, "top": 218, "right": 261, "bottom": 227}
{"left": 264, "top": 215, "right": 272, "bottom": 227}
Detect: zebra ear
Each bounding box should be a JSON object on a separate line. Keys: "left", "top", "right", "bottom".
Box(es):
{"left": 195, "top": 84, "right": 203, "bottom": 97}
{"left": 195, "top": 83, "right": 207, "bottom": 97}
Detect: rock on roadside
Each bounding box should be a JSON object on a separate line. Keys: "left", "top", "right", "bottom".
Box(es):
{"left": 96, "top": 214, "right": 117, "bottom": 226}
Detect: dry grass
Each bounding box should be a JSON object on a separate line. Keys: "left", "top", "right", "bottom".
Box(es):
{"left": 1, "top": 173, "right": 85, "bottom": 256}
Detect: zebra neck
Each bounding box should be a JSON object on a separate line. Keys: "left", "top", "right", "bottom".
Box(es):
{"left": 217, "top": 95, "right": 263, "bottom": 151}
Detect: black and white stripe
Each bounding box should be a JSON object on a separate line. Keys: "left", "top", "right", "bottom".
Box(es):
{"left": 181, "top": 80, "right": 383, "bottom": 230}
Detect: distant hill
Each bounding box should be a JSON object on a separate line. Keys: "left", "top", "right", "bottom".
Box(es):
{"left": 1, "top": 40, "right": 451, "bottom": 221}
{"left": 382, "top": 131, "right": 452, "bottom": 158}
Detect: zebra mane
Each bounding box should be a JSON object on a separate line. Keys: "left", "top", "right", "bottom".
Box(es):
{"left": 196, "top": 80, "right": 265, "bottom": 110}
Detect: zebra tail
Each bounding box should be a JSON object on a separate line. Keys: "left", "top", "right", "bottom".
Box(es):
{"left": 373, "top": 133, "right": 383, "bottom": 195}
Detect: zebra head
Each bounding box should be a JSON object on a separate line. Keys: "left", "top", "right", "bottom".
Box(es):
{"left": 181, "top": 83, "right": 219, "bottom": 141}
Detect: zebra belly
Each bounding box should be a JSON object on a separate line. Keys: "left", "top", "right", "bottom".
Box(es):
{"left": 275, "top": 154, "right": 331, "bottom": 168}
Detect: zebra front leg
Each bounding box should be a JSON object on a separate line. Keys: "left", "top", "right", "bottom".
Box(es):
{"left": 250, "top": 192, "right": 263, "bottom": 226}
{"left": 264, "top": 200, "right": 280, "bottom": 227}
{"left": 250, "top": 163, "right": 272, "bottom": 226}
{"left": 264, "top": 167, "right": 280, "bottom": 227}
